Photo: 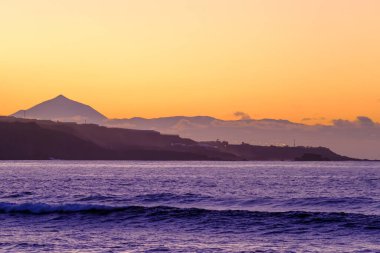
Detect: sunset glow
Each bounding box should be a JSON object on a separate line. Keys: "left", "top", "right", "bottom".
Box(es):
{"left": 1, "top": 0, "right": 380, "bottom": 122}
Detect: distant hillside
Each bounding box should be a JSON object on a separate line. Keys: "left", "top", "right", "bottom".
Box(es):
{"left": 9, "top": 95, "right": 380, "bottom": 159}
{"left": 0, "top": 117, "right": 238, "bottom": 160}
{"left": 0, "top": 117, "right": 358, "bottom": 161}
{"left": 11, "top": 95, "right": 107, "bottom": 123}
{"left": 105, "top": 116, "right": 380, "bottom": 160}
{"left": 201, "top": 141, "right": 355, "bottom": 161}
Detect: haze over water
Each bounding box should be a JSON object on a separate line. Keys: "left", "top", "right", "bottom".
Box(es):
{"left": 0, "top": 161, "right": 379, "bottom": 252}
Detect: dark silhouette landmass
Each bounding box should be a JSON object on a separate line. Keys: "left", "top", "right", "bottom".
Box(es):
{"left": 201, "top": 141, "right": 355, "bottom": 161}
{"left": 0, "top": 117, "right": 358, "bottom": 161}
{"left": 9, "top": 95, "right": 380, "bottom": 160}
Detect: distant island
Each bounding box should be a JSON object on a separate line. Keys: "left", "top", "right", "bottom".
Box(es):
{"left": 0, "top": 116, "right": 358, "bottom": 161}
{"left": 8, "top": 94, "right": 380, "bottom": 160}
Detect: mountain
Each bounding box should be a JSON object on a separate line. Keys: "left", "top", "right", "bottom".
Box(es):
{"left": 0, "top": 117, "right": 357, "bottom": 161}
{"left": 9, "top": 95, "right": 380, "bottom": 159}
{"left": 11, "top": 95, "right": 107, "bottom": 123}
{"left": 0, "top": 117, "right": 239, "bottom": 160}
{"left": 107, "top": 116, "right": 217, "bottom": 130}
{"left": 105, "top": 116, "right": 380, "bottom": 160}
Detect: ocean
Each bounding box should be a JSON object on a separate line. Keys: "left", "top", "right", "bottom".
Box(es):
{"left": 0, "top": 161, "right": 379, "bottom": 252}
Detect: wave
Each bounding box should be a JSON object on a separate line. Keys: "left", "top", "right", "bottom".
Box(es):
{"left": 0, "top": 201, "right": 379, "bottom": 230}
{"left": 132, "top": 193, "right": 213, "bottom": 203}
{"left": 76, "top": 193, "right": 378, "bottom": 208}
{"left": 0, "top": 202, "right": 123, "bottom": 214}
{"left": 75, "top": 194, "right": 380, "bottom": 217}
{"left": 281, "top": 197, "right": 375, "bottom": 206}
{"left": 1, "top": 191, "right": 34, "bottom": 199}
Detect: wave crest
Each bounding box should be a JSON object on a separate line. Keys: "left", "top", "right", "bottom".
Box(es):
{"left": 1, "top": 202, "right": 379, "bottom": 232}
{"left": 0, "top": 202, "right": 122, "bottom": 214}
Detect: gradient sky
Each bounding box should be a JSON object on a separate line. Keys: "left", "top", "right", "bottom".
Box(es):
{"left": 1, "top": 0, "right": 380, "bottom": 123}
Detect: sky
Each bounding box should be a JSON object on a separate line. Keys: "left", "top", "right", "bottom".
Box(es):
{"left": 1, "top": 0, "right": 380, "bottom": 123}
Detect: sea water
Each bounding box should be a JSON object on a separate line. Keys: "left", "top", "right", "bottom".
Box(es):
{"left": 0, "top": 161, "right": 379, "bottom": 252}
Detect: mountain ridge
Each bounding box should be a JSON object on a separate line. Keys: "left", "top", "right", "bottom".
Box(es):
{"left": 0, "top": 116, "right": 359, "bottom": 161}
{"left": 11, "top": 95, "right": 107, "bottom": 123}
{"left": 8, "top": 95, "right": 380, "bottom": 159}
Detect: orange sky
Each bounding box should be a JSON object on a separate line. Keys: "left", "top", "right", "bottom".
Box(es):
{"left": 1, "top": 0, "right": 380, "bottom": 123}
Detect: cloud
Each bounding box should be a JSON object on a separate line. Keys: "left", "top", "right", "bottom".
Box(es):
{"left": 106, "top": 115, "right": 380, "bottom": 159}
{"left": 234, "top": 111, "right": 251, "bottom": 120}
{"left": 302, "top": 117, "right": 326, "bottom": 122}
{"left": 171, "top": 119, "right": 207, "bottom": 130}
{"left": 356, "top": 116, "right": 375, "bottom": 127}
{"left": 333, "top": 116, "right": 376, "bottom": 127}
{"left": 332, "top": 119, "right": 352, "bottom": 127}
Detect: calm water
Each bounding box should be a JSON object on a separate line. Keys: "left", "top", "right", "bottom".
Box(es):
{"left": 0, "top": 161, "right": 379, "bottom": 252}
